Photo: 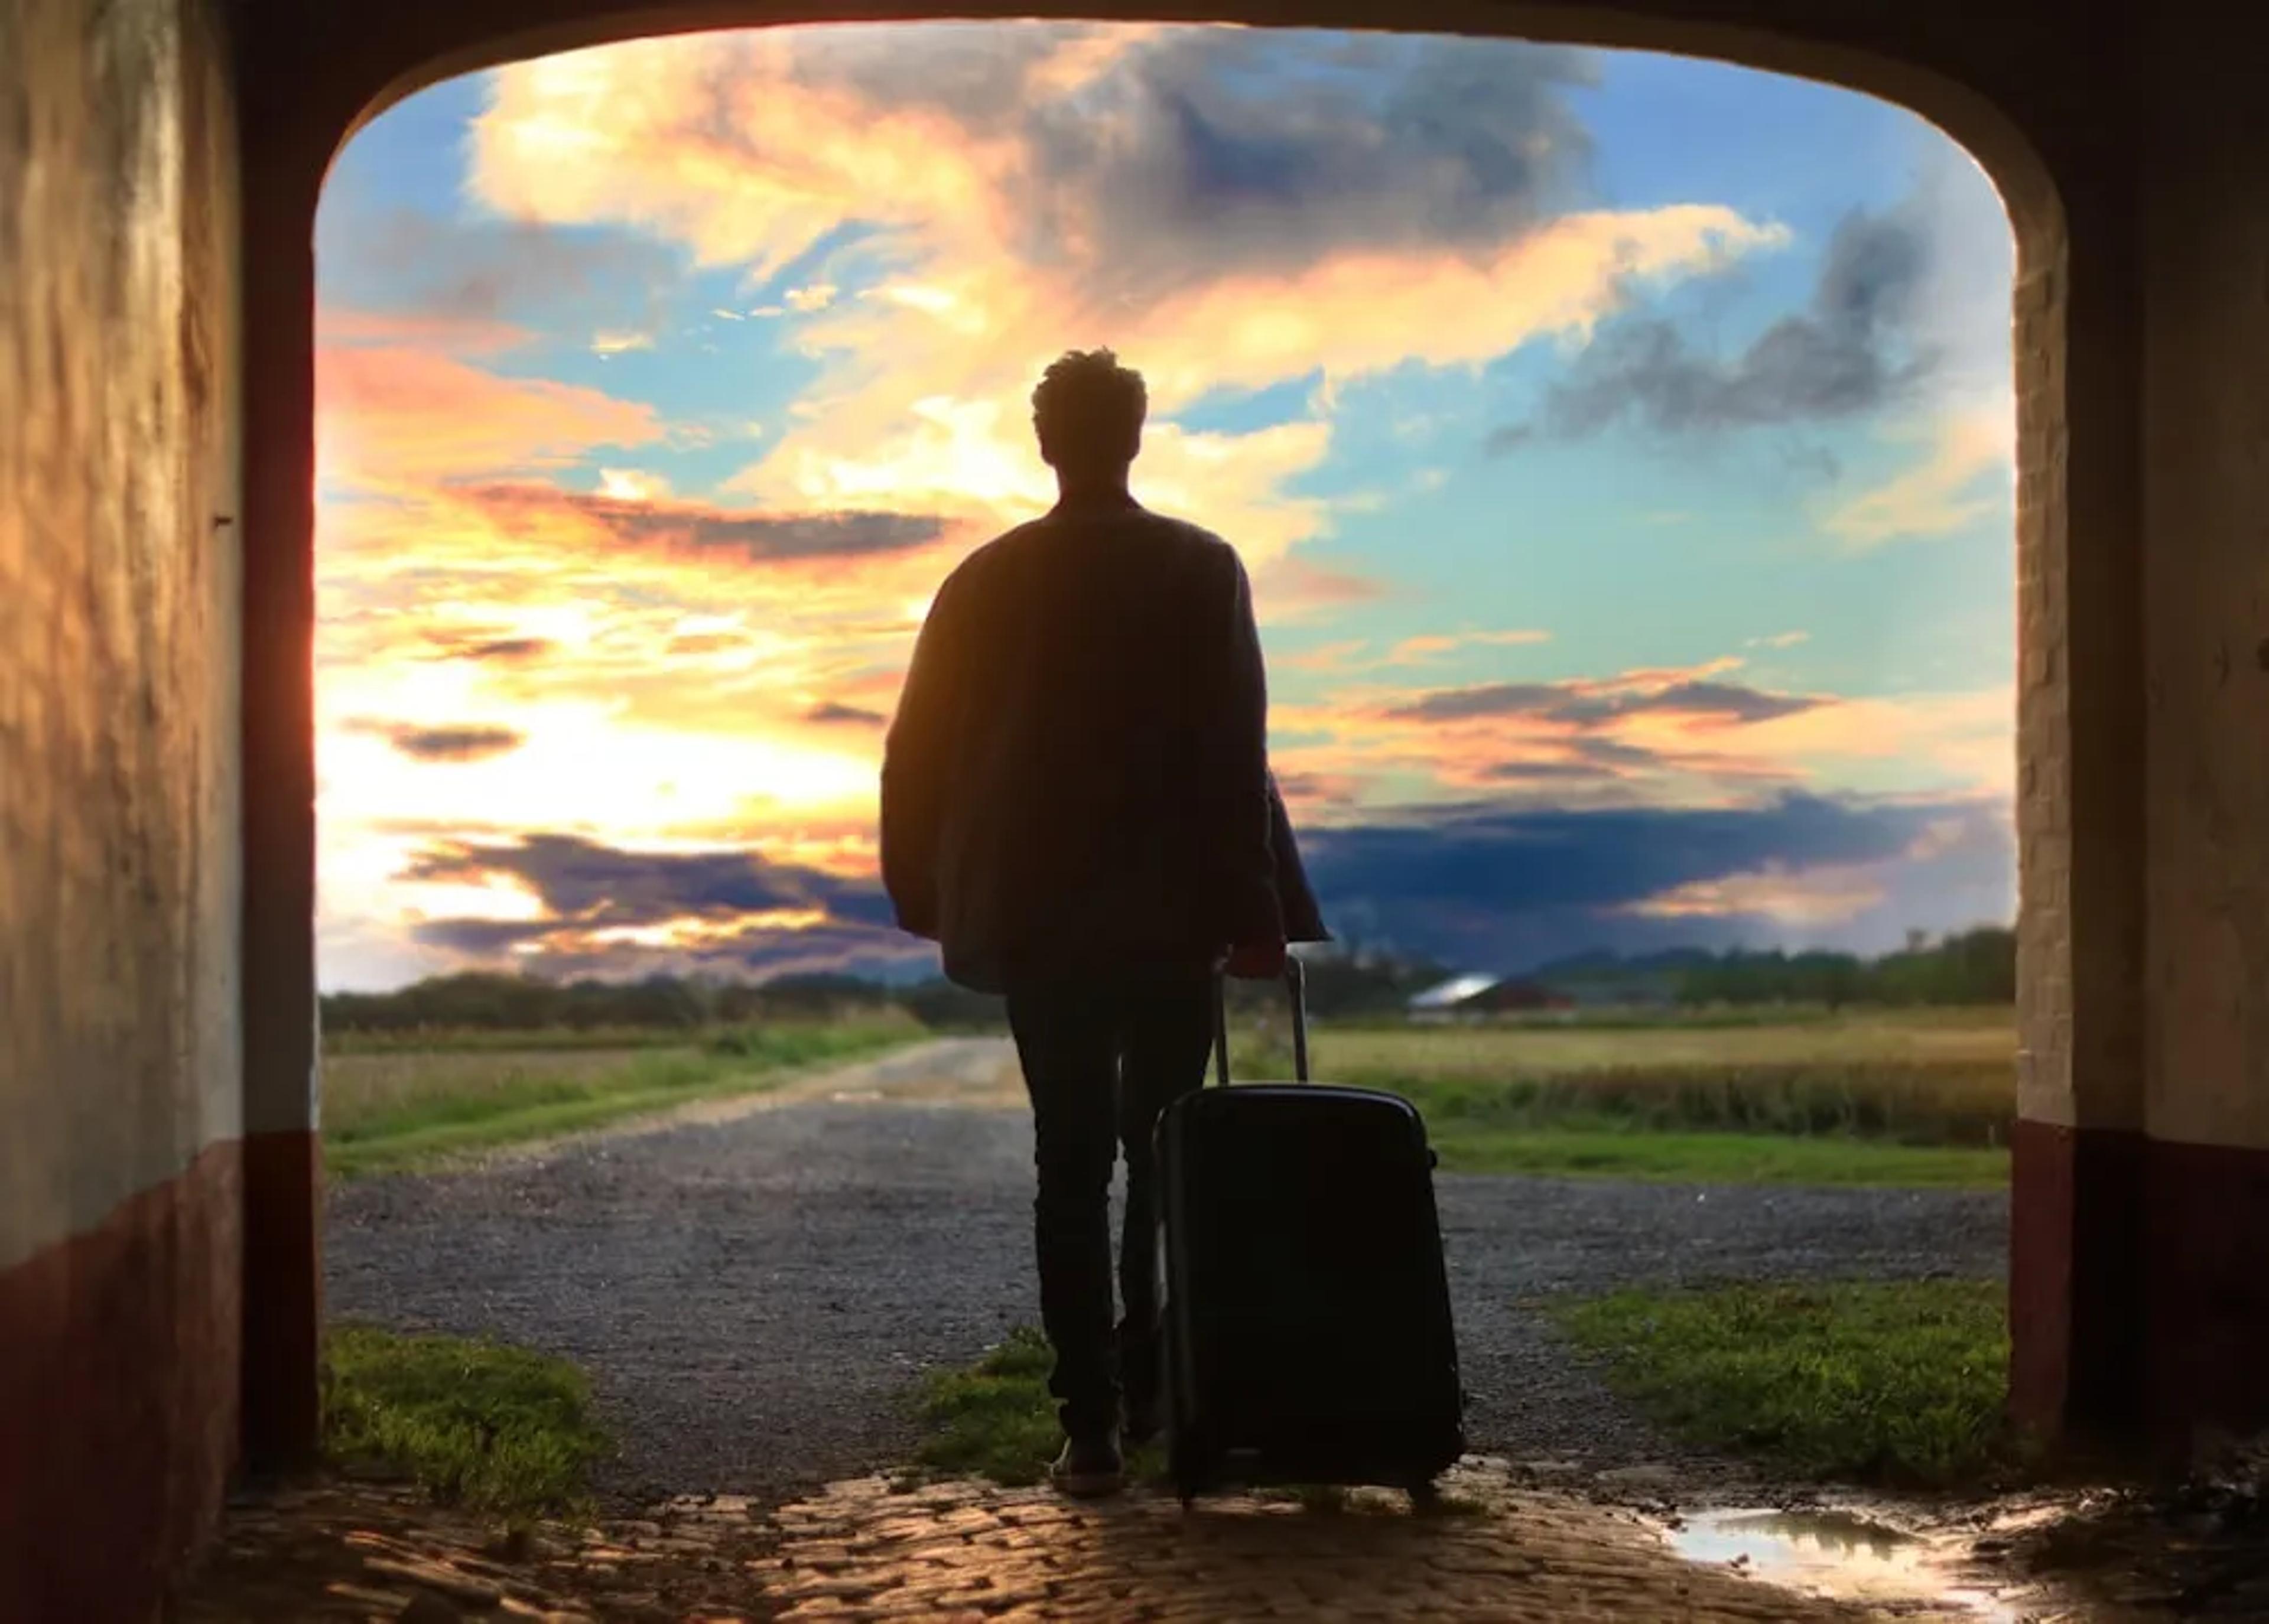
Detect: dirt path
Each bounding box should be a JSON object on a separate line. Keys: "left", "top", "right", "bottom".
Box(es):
{"left": 326, "top": 1039, "right": 2008, "bottom": 1508}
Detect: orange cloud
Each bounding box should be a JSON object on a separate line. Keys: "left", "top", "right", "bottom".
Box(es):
{"left": 1262, "top": 658, "right": 2011, "bottom": 818}
{"left": 1251, "top": 554, "right": 1394, "bottom": 621}
{"left": 1823, "top": 398, "right": 2014, "bottom": 547}
{"left": 317, "top": 345, "right": 660, "bottom": 490}
{"left": 456, "top": 482, "right": 951, "bottom": 568}
{"left": 1616, "top": 861, "right": 1890, "bottom": 925}
{"left": 1286, "top": 629, "right": 1553, "bottom": 672}
{"left": 466, "top": 27, "right": 1787, "bottom": 564}
{"left": 317, "top": 307, "right": 533, "bottom": 354}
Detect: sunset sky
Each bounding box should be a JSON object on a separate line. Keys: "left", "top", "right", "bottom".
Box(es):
{"left": 314, "top": 23, "right": 2018, "bottom": 991}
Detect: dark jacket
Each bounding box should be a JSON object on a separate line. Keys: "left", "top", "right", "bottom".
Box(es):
{"left": 880, "top": 497, "right": 1328, "bottom": 993}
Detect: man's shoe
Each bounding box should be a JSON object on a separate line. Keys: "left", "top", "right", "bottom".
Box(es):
{"left": 1050, "top": 1434, "right": 1124, "bottom": 1498}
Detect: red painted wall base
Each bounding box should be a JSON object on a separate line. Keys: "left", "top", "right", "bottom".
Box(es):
{"left": 2144, "top": 1136, "right": 2269, "bottom": 1442}
{"left": 2012, "top": 1118, "right": 2269, "bottom": 1446}
{"left": 0, "top": 1141, "right": 242, "bottom": 1624}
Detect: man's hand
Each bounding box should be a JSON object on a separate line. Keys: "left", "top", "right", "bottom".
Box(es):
{"left": 1221, "top": 940, "right": 1287, "bottom": 979}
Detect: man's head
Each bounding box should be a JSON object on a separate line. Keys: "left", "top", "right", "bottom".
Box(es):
{"left": 1032, "top": 349, "right": 1146, "bottom": 484}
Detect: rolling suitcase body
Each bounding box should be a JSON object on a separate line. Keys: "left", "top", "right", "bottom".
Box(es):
{"left": 1153, "top": 961, "right": 1465, "bottom": 1501}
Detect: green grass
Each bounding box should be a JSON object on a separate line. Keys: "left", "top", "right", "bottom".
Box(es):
{"left": 1553, "top": 1279, "right": 2018, "bottom": 1488}
{"left": 324, "top": 1020, "right": 915, "bottom": 1178}
{"left": 911, "top": 1328, "right": 1167, "bottom": 1489}
{"left": 1225, "top": 1008, "right": 2016, "bottom": 1187}
{"left": 912, "top": 1327, "right": 1070, "bottom": 1488}
{"left": 1435, "top": 1124, "right": 2008, "bottom": 1186}
{"left": 322, "top": 1324, "right": 610, "bottom": 1516}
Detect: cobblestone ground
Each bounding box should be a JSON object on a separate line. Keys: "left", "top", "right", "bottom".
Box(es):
{"left": 174, "top": 1462, "right": 1982, "bottom": 1622}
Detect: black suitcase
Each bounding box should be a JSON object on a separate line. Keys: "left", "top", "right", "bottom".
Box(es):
{"left": 1152, "top": 961, "right": 1465, "bottom": 1502}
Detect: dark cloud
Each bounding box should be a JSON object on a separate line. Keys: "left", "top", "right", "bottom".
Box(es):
{"left": 316, "top": 206, "right": 680, "bottom": 331}
{"left": 412, "top": 913, "right": 933, "bottom": 984}
{"left": 1500, "top": 201, "right": 1932, "bottom": 447}
{"left": 1298, "top": 794, "right": 2013, "bottom": 972}
{"left": 385, "top": 724, "right": 528, "bottom": 763}
{"left": 1482, "top": 759, "right": 1620, "bottom": 783}
{"left": 805, "top": 702, "right": 886, "bottom": 727}
{"left": 402, "top": 834, "right": 925, "bottom": 982}
{"left": 1303, "top": 794, "right": 1909, "bottom": 913}
{"left": 739, "top": 27, "right": 1597, "bottom": 304}
{"left": 395, "top": 797, "right": 2013, "bottom": 985}
{"left": 1389, "top": 677, "right": 1819, "bottom": 727}
{"left": 1642, "top": 681, "right": 1822, "bottom": 724}
{"left": 1564, "top": 736, "right": 1675, "bottom": 771}
{"left": 408, "top": 917, "right": 561, "bottom": 956}
{"left": 443, "top": 636, "right": 554, "bottom": 663}
{"left": 1390, "top": 681, "right": 1563, "bottom": 723}
{"left": 344, "top": 718, "right": 529, "bottom": 762}
{"left": 402, "top": 833, "right": 896, "bottom": 932}
{"left": 461, "top": 483, "right": 947, "bottom": 564}
{"left": 1021, "top": 34, "right": 1595, "bottom": 301}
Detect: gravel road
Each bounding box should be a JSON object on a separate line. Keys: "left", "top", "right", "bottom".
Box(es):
{"left": 326, "top": 1039, "right": 2010, "bottom": 1506}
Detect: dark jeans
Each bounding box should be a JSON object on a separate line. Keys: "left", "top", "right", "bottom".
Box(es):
{"left": 1005, "top": 965, "right": 1214, "bottom": 1439}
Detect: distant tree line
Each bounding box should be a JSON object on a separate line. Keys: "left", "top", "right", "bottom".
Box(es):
{"left": 1669, "top": 927, "right": 2016, "bottom": 1008}
{"left": 319, "top": 971, "right": 919, "bottom": 1034}
{"left": 319, "top": 925, "right": 2014, "bottom": 1035}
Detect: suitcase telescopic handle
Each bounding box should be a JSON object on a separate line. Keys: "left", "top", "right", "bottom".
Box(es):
{"left": 1212, "top": 958, "right": 1309, "bottom": 1087}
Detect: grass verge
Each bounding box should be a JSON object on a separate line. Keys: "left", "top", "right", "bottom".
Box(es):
{"left": 913, "top": 1328, "right": 1167, "bottom": 1489}
{"left": 1432, "top": 1124, "right": 2008, "bottom": 1187}
{"left": 913, "top": 1327, "right": 1069, "bottom": 1488}
{"left": 324, "top": 1021, "right": 914, "bottom": 1179}
{"left": 322, "top": 1324, "right": 610, "bottom": 1517}
{"left": 1552, "top": 1278, "right": 2018, "bottom": 1487}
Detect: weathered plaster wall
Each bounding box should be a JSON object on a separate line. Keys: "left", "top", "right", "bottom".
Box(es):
{"left": 2142, "top": 8, "right": 2269, "bottom": 1158}
{"left": 2134, "top": 2, "right": 2269, "bottom": 1439}
{"left": 0, "top": 0, "right": 244, "bottom": 1613}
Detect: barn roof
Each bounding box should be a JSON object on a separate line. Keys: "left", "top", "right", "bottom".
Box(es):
{"left": 1409, "top": 972, "right": 1501, "bottom": 1010}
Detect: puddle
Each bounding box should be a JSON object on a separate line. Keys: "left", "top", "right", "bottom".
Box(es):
{"left": 1667, "top": 1508, "right": 2027, "bottom": 1618}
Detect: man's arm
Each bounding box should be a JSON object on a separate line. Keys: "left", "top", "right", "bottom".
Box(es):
{"left": 1191, "top": 545, "right": 1283, "bottom": 971}
{"left": 879, "top": 578, "right": 960, "bottom": 939}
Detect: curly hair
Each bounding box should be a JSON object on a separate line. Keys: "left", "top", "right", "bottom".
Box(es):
{"left": 1031, "top": 349, "right": 1147, "bottom": 467}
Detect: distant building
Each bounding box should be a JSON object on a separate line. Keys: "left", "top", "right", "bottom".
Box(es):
{"left": 1407, "top": 973, "right": 1575, "bottom": 1022}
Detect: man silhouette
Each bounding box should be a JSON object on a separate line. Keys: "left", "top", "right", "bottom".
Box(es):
{"left": 881, "top": 349, "right": 1326, "bottom": 1496}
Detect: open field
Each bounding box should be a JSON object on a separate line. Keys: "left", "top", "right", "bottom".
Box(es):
{"left": 323, "top": 1005, "right": 2018, "bottom": 1186}
{"left": 323, "top": 1019, "right": 918, "bottom": 1178}
{"left": 1232, "top": 1007, "right": 2016, "bottom": 1186}
{"left": 1302, "top": 1005, "right": 2012, "bottom": 1075}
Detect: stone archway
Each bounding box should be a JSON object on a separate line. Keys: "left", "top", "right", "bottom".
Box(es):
{"left": 233, "top": 0, "right": 2133, "bottom": 1473}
